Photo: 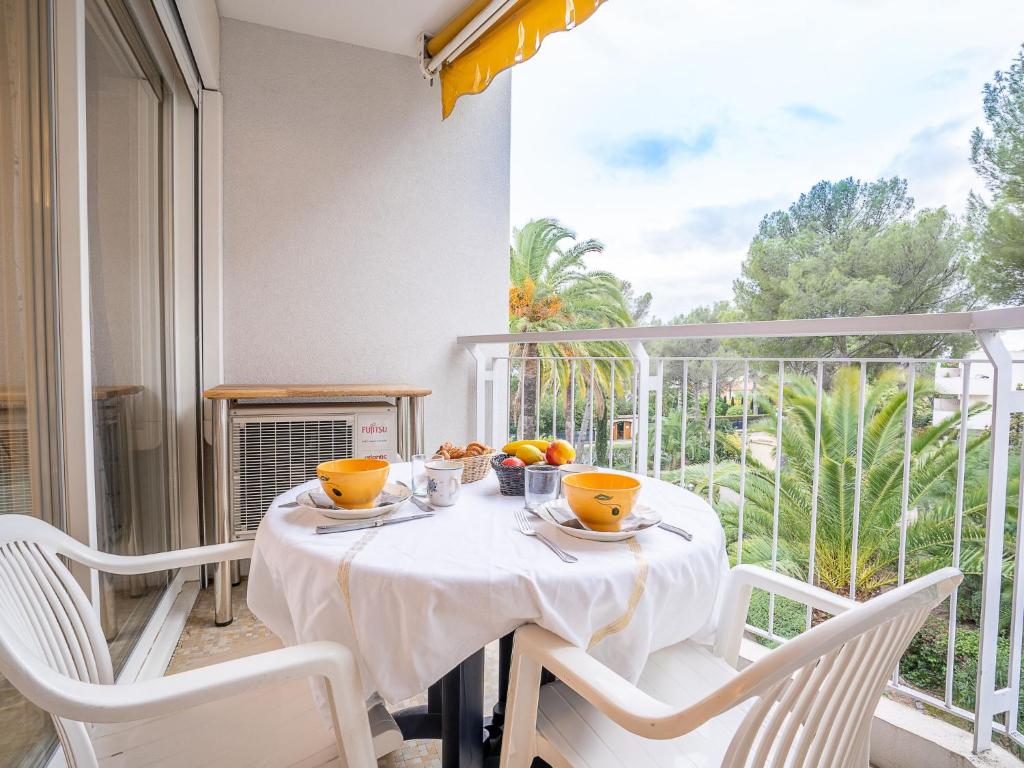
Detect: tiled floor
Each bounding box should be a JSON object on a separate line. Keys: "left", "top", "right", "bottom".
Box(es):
{"left": 167, "top": 581, "right": 500, "bottom": 767}
{"left": 0, "top": 677, "right": 52, "bottom": 767}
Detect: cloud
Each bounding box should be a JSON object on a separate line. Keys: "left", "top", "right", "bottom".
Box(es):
{"left": 883, "top": 118, "right": 974, "bottom": 209}
{"left": 919, "top": 67, "right": 969, "bottom": 89}
{"left": 645, "top": 198, "right": 785, "bottom": 254}
{"left": 599, "top": 129, "right": 717, "bottom": 171}
{"left": 784, "top": 103, "right": 840, "bottom": 124}
{"left": 628, "top": 250, "right": 751, "bottom": 319}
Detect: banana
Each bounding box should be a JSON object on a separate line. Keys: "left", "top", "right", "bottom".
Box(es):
{"left": 502, "top": 439, "right": 551, "bottom": 454}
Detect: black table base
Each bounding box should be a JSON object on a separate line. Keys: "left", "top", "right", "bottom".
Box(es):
{"left": 394, "top": 633, "right": 551, "bottom": 768}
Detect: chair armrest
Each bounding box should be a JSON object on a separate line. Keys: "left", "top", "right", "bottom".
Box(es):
{"left": 30, "top": 640, "right": 377, "bottom": 767}
{"left": 513, "top": 625, "right": 686, "bottom": 738}
{"left": 714, "top": 565, "right": 855, "bottom": 665}
{"left": 1, "top": 513, "right": 254, "bottom": 575}
{"left": 31, "top": 640, "right": 350, "bottom": 722}
{"left": 69, "top": 540, "right": 255, "bottom": 575}
{"left": 58, "top": 532, "right": 253, "bottom": 575}
{"left": 504, "top": 625, "right": 767, "bottom": 760}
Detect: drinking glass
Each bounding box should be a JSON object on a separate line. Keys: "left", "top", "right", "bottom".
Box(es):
{"left": 525, "top": 465, "right": 560, "bottom": 510}
{"left": 410, "top": 453, "right": 428, "bottom": 497}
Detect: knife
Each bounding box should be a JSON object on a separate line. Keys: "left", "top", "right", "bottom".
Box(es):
{"left": 659, "top": 521, "right": 693, "bottom": 541}
{"left": 285, "top": 490, "right": 406, "bottom": 511}
{"left": 315, "top": 513, "right": 434, "bottom": 535}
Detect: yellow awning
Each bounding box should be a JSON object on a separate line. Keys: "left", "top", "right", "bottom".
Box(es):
{"left": 429, "top": 0, "right": 612, "bottom": 119}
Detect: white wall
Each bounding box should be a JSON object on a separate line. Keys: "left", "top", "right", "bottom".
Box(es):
{"left": 220, "top": 19, "right": 510, "bottom": 451}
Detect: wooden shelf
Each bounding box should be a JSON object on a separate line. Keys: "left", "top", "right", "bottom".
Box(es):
{"left": 201, "top": 384, "right": 431, "bottom": 400}
{"left": 93, "top": 385, "right": 145, "bottom": 400}
{"left": 0, "top": 385, "right": 143, "bottom": 405}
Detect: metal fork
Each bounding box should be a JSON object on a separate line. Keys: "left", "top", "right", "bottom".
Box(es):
{"left": 514, "top": 508, "right": 578, "bottom": 563}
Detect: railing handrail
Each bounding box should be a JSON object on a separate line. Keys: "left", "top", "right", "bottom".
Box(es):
{"left": 487, "top": 354, "right": 1024, "bottom": 364}
{"left": 458, "top": 307, "right": 1024, "bottom": 345}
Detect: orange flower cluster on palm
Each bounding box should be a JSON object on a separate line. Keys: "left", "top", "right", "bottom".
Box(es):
{"left": 510, "top": 279, "right": 562, "bottom": 321}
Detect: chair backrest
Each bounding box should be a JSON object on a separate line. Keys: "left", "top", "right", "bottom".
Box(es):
{"left": 0, "top": 514, "right": 113, "bottom": 768}
{"left": 720, "top": 568, "right": 961, "bottom": 768}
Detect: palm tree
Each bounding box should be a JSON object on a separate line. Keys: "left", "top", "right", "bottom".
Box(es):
{"left": 509, "top": 218, "right": 634, "bottom": 438}
{"left": 687, "top": 366, "right": 1017, "bottom": 596}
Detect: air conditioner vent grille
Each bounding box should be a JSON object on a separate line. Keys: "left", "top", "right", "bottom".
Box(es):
{"left": 230, "top": 416, "right": 354, "bottom": 537}
{"left": 0, "top": 422, "right": 32, "bottom": 516}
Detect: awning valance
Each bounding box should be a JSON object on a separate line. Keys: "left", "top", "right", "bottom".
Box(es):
{"left": 424, "top": 0, "right": 611, "bottom": 119}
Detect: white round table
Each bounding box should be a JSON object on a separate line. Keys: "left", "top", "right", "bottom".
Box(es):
{"left": 247, "top": 464, "right": 728, "bottom": 768}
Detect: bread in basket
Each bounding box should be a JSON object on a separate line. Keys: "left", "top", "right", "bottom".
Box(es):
{"left": 433, "top": 442, "right": 495, "bottom": 484}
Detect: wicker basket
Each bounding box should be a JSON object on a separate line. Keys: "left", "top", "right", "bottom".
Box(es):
{"left": 433, "top": 451, "right": 496, "bottom": 484}
{"left": 490, "top": 453, "right": 526, "bottom": 496}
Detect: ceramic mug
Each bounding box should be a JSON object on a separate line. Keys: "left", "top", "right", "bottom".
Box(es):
{"left": 425, "top": 459, "right": 464, "bottom": 507}
{"left": 557, "top": 463, "right": 598, "bottom": 496}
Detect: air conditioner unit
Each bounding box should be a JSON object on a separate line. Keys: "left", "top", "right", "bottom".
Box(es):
{"left": 228, "top": 402, "right": 397, "bottom": 539}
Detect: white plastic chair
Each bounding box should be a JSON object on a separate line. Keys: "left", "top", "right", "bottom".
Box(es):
{"left": 500, "top": 564, "right": 962, "bottom": 768}
{"left": 0, "top": 514, "right": 378, "bottom": 768}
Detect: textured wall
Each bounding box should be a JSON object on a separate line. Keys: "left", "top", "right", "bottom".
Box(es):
{"left": 220, "top": 19, "right": 510, "bottom": 450}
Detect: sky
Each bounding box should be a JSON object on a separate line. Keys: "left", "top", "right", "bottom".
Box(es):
{"left": 509, "top": 0, "right": 1024, "bottom": 320}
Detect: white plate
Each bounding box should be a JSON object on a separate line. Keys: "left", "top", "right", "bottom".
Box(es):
{"left": 295, "top": 481, "right": 411, "bottom": 520}
{"left": 534, "top": 499, "right": 662, "bottom": 542}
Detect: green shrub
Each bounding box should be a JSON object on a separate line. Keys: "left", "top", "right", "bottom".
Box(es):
{"left": 956, "top": 575, "right": 1014, "bottom": 634}
{"left": 901, "top": 614, "right": 1012, "bottom": 717}
{"left": 746, "top": 590, "right": 807, "bottom": 645}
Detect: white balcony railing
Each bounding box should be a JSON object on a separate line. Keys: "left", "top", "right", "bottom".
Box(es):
{"left": 460, "top": 308, "right": 1024, "bottom": 755}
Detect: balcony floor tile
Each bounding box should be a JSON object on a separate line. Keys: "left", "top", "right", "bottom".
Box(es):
{"left": 168, "top": 581, "right": 501, "bottom": 767}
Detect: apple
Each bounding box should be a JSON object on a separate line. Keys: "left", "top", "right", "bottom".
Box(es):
{"left": 545, "top": 439, "right": 576, "bottom": 466}
{"left": 501, "top": 456, "right": 526, "bottom": 467}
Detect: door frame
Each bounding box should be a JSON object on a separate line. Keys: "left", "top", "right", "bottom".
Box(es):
{"left": 53, "top": 0, "right": 100, "bottom": 598}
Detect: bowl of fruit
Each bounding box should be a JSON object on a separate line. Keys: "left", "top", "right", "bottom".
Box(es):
{"left": 490, "top": 438, "right": 577, "bottom": 496}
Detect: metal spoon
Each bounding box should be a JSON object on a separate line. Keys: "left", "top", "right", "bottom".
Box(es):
{"left": 395, "top": 480, "right": 435, "bottom": 512}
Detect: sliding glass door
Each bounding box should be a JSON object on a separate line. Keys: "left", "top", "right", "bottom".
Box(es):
{"left": 84, "top": 0, "right": 175, "bottom": 670}
{"left": 1, "top": 0, "right": 199, "bottom": 763}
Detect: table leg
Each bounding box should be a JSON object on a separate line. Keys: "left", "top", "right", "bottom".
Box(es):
{"left": 442, "top": 648, "right": 484, "bottom": 768}
{"left": 396, "top": 396, "right": 410, "bottom": 461}
{"left": 396, "top": 395, "right": 426, "bottom": 462}
{"left": 484, "top": 633, "right": 514, "bottom": 762}
{"left": 393, "top": 680, "right": 443, "bottom": 740}
{"left": 212, "top": 398, "right": 233, "bottom": 626}
{"left": 429, "top": 679, "right": 442, "bottom": 714}
{"left": 410, "top": 395, "right": 425, "bottom": 456}
{"left": 394, "top": 649, "right": 494, "bottom": 767}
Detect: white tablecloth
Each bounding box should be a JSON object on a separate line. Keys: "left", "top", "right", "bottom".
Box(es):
{"left": 247, "top": 464, "right": 729, "bottom": 704}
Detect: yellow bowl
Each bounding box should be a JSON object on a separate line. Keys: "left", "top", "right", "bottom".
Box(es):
{"left": 316, "top": 458, "right": 390, "bottom": 509}
{"left": 561, "top": 472, "right": 642, "bottom": 532}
